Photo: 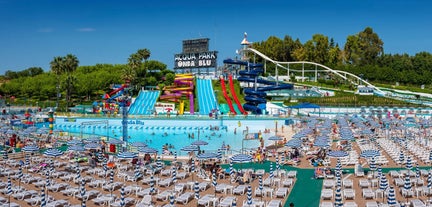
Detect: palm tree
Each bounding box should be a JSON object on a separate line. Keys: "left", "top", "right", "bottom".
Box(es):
{"left": 50, "top": 56, "right": 64, "bottom": 109}
{"left": 63, "top": 54, "right": 79, "bottom": 111}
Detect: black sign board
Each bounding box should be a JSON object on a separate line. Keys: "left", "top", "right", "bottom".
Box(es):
{"left": 174, "top": 51, "right": 218, "bottom": 69}
{"left": 182, "top": 38, "right": 209, "bottom": 53}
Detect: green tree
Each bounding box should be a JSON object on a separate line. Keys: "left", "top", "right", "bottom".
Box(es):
{"left": 344, "top": 27, "right": 383, "bottom": 65}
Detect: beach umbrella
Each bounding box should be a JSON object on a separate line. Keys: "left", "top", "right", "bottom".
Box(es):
{"left": 328, "top": 150, "right": 348, "bottom": 158}
{"left": 102, "top": 158, "right": 108, "bottom": 177}
{"left": 406, "top": 156, "right": 413, "bottom": 170}
{"left": 45, "top": 170, "right": 51, "bottom": 187}
{"left": 120, "top": 186, "right": 125, "bottom": 207}
{"left": 22, "top": 145, "right": 40, "bottom": 152}
{"left": 156, "top": 156, "right": 162, "bottom": 169}
{"left": 68, "top": 145, "right": 85, "bottom": 152}
{"left": 40, "top": 186, "right": 46, "bottom": 207}
{"left": 108, "top": 138, "right": 123, "bottom": 145}
{"left": 230, "top": 154, "right": 253, "bottom": 163}
{"left": 169, "top": 192, "right": 175, "bottom": 206}
{"left": 134, "top": 164, "right": 142, "bottom": 180}
{"left": 217, "top": 148, "right": 222, "bottom": 161}
{"left": 17, "top": 164, "right": 23, "bottom": 188}
{"left": 75, "top": 163, "right": 81, "bottom": 182}
{"left": 3, "top": 150, "right": 7, "bottom": 160}
{"left": 191, "top": 140, "right": 208, "bottom": 146}
{"left": 25, "top": 153, "right": 30, "bottom": 166}
{"left": 194, "top": 181, "right": 200, "bottom": 200}
{"left": 117, "top": 151, "right": 138, "bottom": 159}
{"left": 67, "top": 139, "right": 83, "bottom": 145}
{"left": 6, "top": 176, "right": 12, "bottom": 195}
{"left": 360, "top": 149, "right": 380, "bottom": 158}
{"left": 285, "top": 139, "right": 302, "bottom": 148}
{"left": 190, "top": 158, "right": 195, "bottom": 173}
{"left": 334, "top": 186, "right": 343, "bottom": 207}
{"left": 269, "top": 163, "right": 274, "bottom": 179}
{"left": 429, "top": 150, "right": 432, "bottom": 164}
{"left": 369, "top": 157, "right": 377, "bottom": 173}
{"left": 399, "top": 151, "right": 405, "bottom": 165}
{"left": 247, "top": 185, "right": 253, "bottom": 205}
{"left": 180, "top": 145, "right": 199, "bottom": 152}
{"left": 404, "top": 174, "right": 412, "bottom": 195}
{"left": 275, "top": 157, "right": 280, "bottom": 172}
{"left": 212, "top": 169, "right": 217, "bottom": 195}
{"left": 380, "top": 173, "right": 388, "bottom": 191}
{"left": 377, "top": 165, "right": 382, "bottom": 181}
{"left": 387, "top": 186, "right": 397, "bottom": 206}
{"left": 173, "top": 151, "right": 177, "bottom": 163}
{"left": 259, "top": 175, "right": 263, "bottom": 199}
{"left": 84, "top": 143, "right": 101, "bottom": 150}
{"left": 232, "top": 197, "right": 236, "bottom": 207}
{"left": 150, "top": 175, "right": 155, "bottom": 194}
{"left": 137, "top": 147, "right": 158, "bottom": 154}
{"left": 172, "top": 167, "right": 177, "bottom": 183}
{"left": 268, "top": 136, "right": 282, "bottom": 147}
{"left": 131, "top": 142, "right": 147, "bottom": 147}
{"left": 44, "top": 148, "right": 64, "bottom": 157}
{"left": 109, "top": 169, "right": 114, "bottom": 183}
{"left": 80, "top": 179, "right": 86, "bottom": 207}
{"left": 85, "top": 136, "right": 101, "bottom": 143}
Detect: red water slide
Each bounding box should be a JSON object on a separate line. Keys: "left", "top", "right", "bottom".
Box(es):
{"left": 228, "top": 74, "right": 247, "bottom": 115}
{"left": 220, "top": 77, "right": 236, "bottom": 115}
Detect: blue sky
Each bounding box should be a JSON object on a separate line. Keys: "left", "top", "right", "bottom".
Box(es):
{"left": 0, "top": 0, "right": 431, "bottom": 74}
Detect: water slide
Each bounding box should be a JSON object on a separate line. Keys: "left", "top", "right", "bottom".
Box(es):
{"left": 106, "top": 84, "right": 127, "bottom": 102}
{"left": 223, "top": 58, "right": 293, "bottom": 114}
{"left": 179, "top": 100, "right": 185, "bottom": 115}
{"left": 220, "top": 77, "right": 236, "bottom": 115}
{"left": 160, "top": 74, "right": 194, "bottom": 114}
{"left": 228, "top": 74, "right": 247, "bottom": 115}
{"left": 197, "top": 79, "right": 218, "bottom": 116}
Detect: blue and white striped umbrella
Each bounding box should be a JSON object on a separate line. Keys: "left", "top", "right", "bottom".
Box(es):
{"left": 22, "top": 145, "right": 40, "bottom": 152}
{"left": 40, "top": 186, "right": 46, "bottom": 207}
{"left": 194, "top": 181, "right": 200, "bottom": 200}
{"left": 380, "top": 173, "right": 388, "bottom": 190}
{"left": 138, "top": 147, "right": 158, "bottom": 154}
{"left": 68, "top": 145, "right": 85, "bottom": 152}
{"left": 230, "top": 154, "right": 252, "bottom": 163}
{"left": 150, "top": 175, "right": 155, "bottom": 194}
{"left": 172, "top": 167, "right": 177, "bottom": 183}
{"left": 259, "top": 175, "right": 263, "bottom": 196}
{"left": 191, "top": 140, "right": 208, "bottom": 146}
{"left": 377, "top": 165, "right": 382, "bottom": 181}
{"left": 108, "top": 138, "right": 124, "bottom": 145}
{"left": 25, "top": 154, "right": 30, "bottom": 166}
{"left": 275, "top": 157, "right": 280, "bottom": 171}
{"left": 156, "top": 156, "right": 162, "bottom": 169}
{"left": 399, "top": 151, "right": 405, "bottom": 165}
{"left": 429, "top": 150, "right": 432, "bottom": 163}
{"left": 80, "top": 179, "right": 86, "bottom": 207}
{"left": 369, "top": 157, "right": 377, "bottom": 172}
{"left": 285, "top": 139, "right": 302, "bottom": 148}
{"left": 109, "top": 169, "right": 114, "bottom": 183}
{"left": 190, "top": 159, "right": 195, "bottom": 173}
{"left": 334, "top": 186, "right": 343, "bottom": 207}
{"left": 45, "top": 170, "right": 51, "bottom": 187}
{"left": 117, "top": 151, "right": 138, "bottom": 159}
{"left": 44, "top": 148, "right": 64, "bottom": 157}
{"left": 328, "top": 150, "right": 348, "bottom": 158}
{"left": 406, "top": 156, "right": 413, "bottom": 170}
{"left": 173, "top": 151, "right": 177, "bottom": 163}
{"left": 197, "top": 152, "right": 218, "bottom": 160}
{"left": 360, "top": 149, "right": 380, "bottom": 158}
{"left": 217, "top": 148, "right": 222, "bottom": 161}
{"left": 120, "top": 186, "right": 125, "bottom": 207}
{"left": 3, "top": 151, "right": 7, "bottom": 160}
{"left": 169, "top": 193, "right": 175, "bottom": 206}
{"left": 415, "top": 164, "right": 420, "bottom": 180}
{"left": 67, "top": 139, "right": 83, "bottom": 145}
{"left": 232, "top": 198, "right": 236, "bottom": 207}
{"left": 212, "top": 169, "right": 217, "bottom": 188}
{"left": 131, "top": 142, "right": 147, "bottom": 147}
{"left": 269, "top": 163, "right": 274, "bottom": 179}
{"left": 17, "top": 165, "right": 23, "bottom": 181}
{"left": 404, "top": 174, "right": 412, "bottom": 191}
{"left": 84, "top": 143, "right": 101, "bottom": 150}
{"left": 387, "top": 186, "right": 396, "bottom": 205}
{"left": 85, "top": 136, "right": 101, "bottom": 143}
{"left": 229, "top": 161, "right": 234, "bottom": 178}
{"left": 247, "top": 185, "right": 253, "bottom": 205}
{"left": 135, "top": 164, "right": 142, "bottom": 180}
{"left": 268, "top": 136, "right": 282, "bottom": 141}
{"left": 6, "top": 176, "right": 12, "bottom": 195}
{"left": 427, "top": 171, "right": 432, "bottom": 196}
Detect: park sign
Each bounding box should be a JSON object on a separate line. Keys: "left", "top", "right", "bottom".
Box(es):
{"left": 174, "top": 51, "right": 218, "bottom": 69}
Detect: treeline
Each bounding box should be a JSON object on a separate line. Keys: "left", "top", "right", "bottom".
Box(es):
{"left": 252, "top": 27, "right": 432, "bottom": 85}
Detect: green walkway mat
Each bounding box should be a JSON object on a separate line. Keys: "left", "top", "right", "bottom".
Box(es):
{"left": 286, "top": 168, "right": 322, "bottom": 206}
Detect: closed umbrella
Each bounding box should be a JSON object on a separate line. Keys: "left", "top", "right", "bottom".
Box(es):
{"left": 259, "top": 175, "right": 263, "bottom": 200}
{"left": 134, "top": 164, "right": 142, "bottom": 180}
{"left": 334, "top": 186, "right": 343, "bottom": 207}
{"left": 109, "top": 169, "right": 114, "bottom": 183}
{"left": 120, "top": 186, "right": 125, "bottom": 207}
{"left": 387, "top": 186, "right": 396, "bottom": 206}
{"left": 246, "top": 185, "right": 253, "bottom": 205}
{"left": 172, "top": 167, "right": 177, "bottom": 183}
{"left": 269, "top": 163, "right": 274, "bottom": 179}
{"left": 80, "top": 179, "right": 86, "bottom": 207}
{"left": 275, "top": 157, "right": 280, "bottom": 172}
{"left": 212, "top": 169, "right": 217, "bottom": 195}
{"left": 156, "top": 156, "right": 162, "bottom": 169}
{"left": 2, "top": 150, "right": 7, "bottom": 160}
{"left": 150, "top": 175, "right": 155, "bottom": 194}
{"left": 229, "top": 161, "right": 234, "bottom": 183}
{"left": 17, "top": 164, "right": 23, "bottom": 188}
{"left": 399, "top": 151, "right": 405, "bottom": 166}
{"left": 6, "top": 176, "right": 12, "bottom": 205}
{"left": 406, "top": 156, "right": 413, "bottom": 170}
{"left": 169, "top": 192, "right": 175, "bottom": 206}
{"left": 194, "top": 181, "right": 200, "bottom": 200}
{"left": 40, "top": 186, "right": 46, "bottom": 207}
{"left": 428, "top": 171, "right": 432, "bottom": 200}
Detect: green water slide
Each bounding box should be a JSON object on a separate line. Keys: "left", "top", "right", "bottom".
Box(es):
{"left": 219, "top": 104, "right": 230, "bottom": 114}
{"left": 232, "top": 104, "right": 242, "bottom": 115}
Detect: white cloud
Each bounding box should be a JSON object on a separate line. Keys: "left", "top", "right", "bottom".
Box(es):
{"left": 76, "top": 27, "right": 96, "bottom": 32}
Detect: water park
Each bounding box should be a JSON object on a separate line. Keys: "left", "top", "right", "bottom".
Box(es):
{"left": 2, "top": 34, "right": 432, "bottom": 207}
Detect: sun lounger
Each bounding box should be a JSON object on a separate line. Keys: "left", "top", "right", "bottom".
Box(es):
{"left": 199, "top": 182, "right": 210, "bottom": 191}
{"left": 266, "top": 200, "right": 282, "bottom": 207}
{"left": 12, "top": 190, "right": 38, "bottom": 200}
{"left": 61, "top": 186, "right": 80, "bottom": 197}
{"left": 110, "top": 197, "right": 135, "bottom": 207}
{"left": 46, "top": 199, "right": 70, "bottom": 207}
{"left": 135, "top": 195, "right": 153, "bottom": 207}
{"left": 47, "top": 182, "right": 69, "bottom": 192}
{"left": 159, "top": 178, "right": 173, "bottom": 187}
{"left": 323, "top": 179, "right": 335, "bottom": 188}
{"left": 344, "top": 202, "right": 358, "bottom": 207}
{"left": 198, "top": 194, "right": 219, "bottom": 207}
{"left": 92, "top": 194, "right": 116, "bottom": 205}
{"left": 275, "top": 187, "right": 288, "bottom": 198}
{"left": 219, "top": 196, "right": 236, "bottom": 207}
{"left": 156, "top": 190, "right": 174, "bottom": 201}
{"left": 175, "top": 192, "right": 194, "bottom": 204}
{"left": 320, "top": 202, "right": 334, "bottom": 207}
{"left": 320, "top": 189, "right": 333, "bottom": 200}
{"left": 233, "top": 185, "right": 247, "bottom": 195}
{"left": 137, "top": 187, "right": 158, "bottom": 197}
{"left": 362, "top": 188, "right": 375, "bottom": 199}
{"left": 365, "top": 201, "right": 379, "bottom": 207}
{"left": 343, "top": 189, "right": 355, "bottom": 199}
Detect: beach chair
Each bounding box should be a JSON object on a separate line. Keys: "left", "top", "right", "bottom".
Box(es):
{"left": 218, "top": 196, "right": 236, "bottom": 207}
{"left": 198, "top": 194, "right": 219, "bottom": 207}
{"left": 175, "top": 192, "right": 194, "bottom": 204}
{"left": 199, "top": 182, "right": 210, "bottom": 191}
{"left": 362, "top": 188, "right": 375, "bottom": 199}
{"left": 275, "top": 187, "right": 288, "bottom": 198}
{"left": 158, "top": 178, "right": 173, "bottom": 187}
{"left": 12, "top": 189, "right": 38, "bottom": 200}
{"left": 343, "top": 189, "right": 355, "bottom": 200}
{"left": 156, "top": 190, "right": 174, "bottom": 201}
{"left": 344, "top": 202, "right": 358, "bottom": 207}
{"left": 266, "top": 200, "right": 282, "bottom": 207}
{"left": 320, "top": 189, "right": 333, "bottom": 200}
{"left": 320, "top": 202, "right": 334, "bottom": 207}
{"left": 92, "top": 194, "right": 116, "bottom": 206}
{"left": 365, "top": 201, "right": 379, "bottom": 207}
{"left": 110, "top": 197, "right": 135, "bottom": 207}
{"left": 233, "top": 185, "right": 247, "bottom": 195}
{"left": 136, "top": 195, "right": 153, "bottom": 207}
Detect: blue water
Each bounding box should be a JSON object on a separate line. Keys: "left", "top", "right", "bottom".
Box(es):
{"left": 55, "top": 118, "right": 283, "bottom": 155}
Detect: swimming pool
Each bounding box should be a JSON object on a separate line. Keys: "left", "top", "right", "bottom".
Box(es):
{"left": 55, "top": 117, "right": 285, "bottom": 155}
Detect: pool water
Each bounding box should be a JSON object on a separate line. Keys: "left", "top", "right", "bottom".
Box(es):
{"left": 55, "top": 118, "right": 284, "bottom": 155}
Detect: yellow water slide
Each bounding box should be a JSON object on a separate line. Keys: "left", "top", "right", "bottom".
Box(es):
{"left": 179, "top": 100, "right": 185, "bottom": 115}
